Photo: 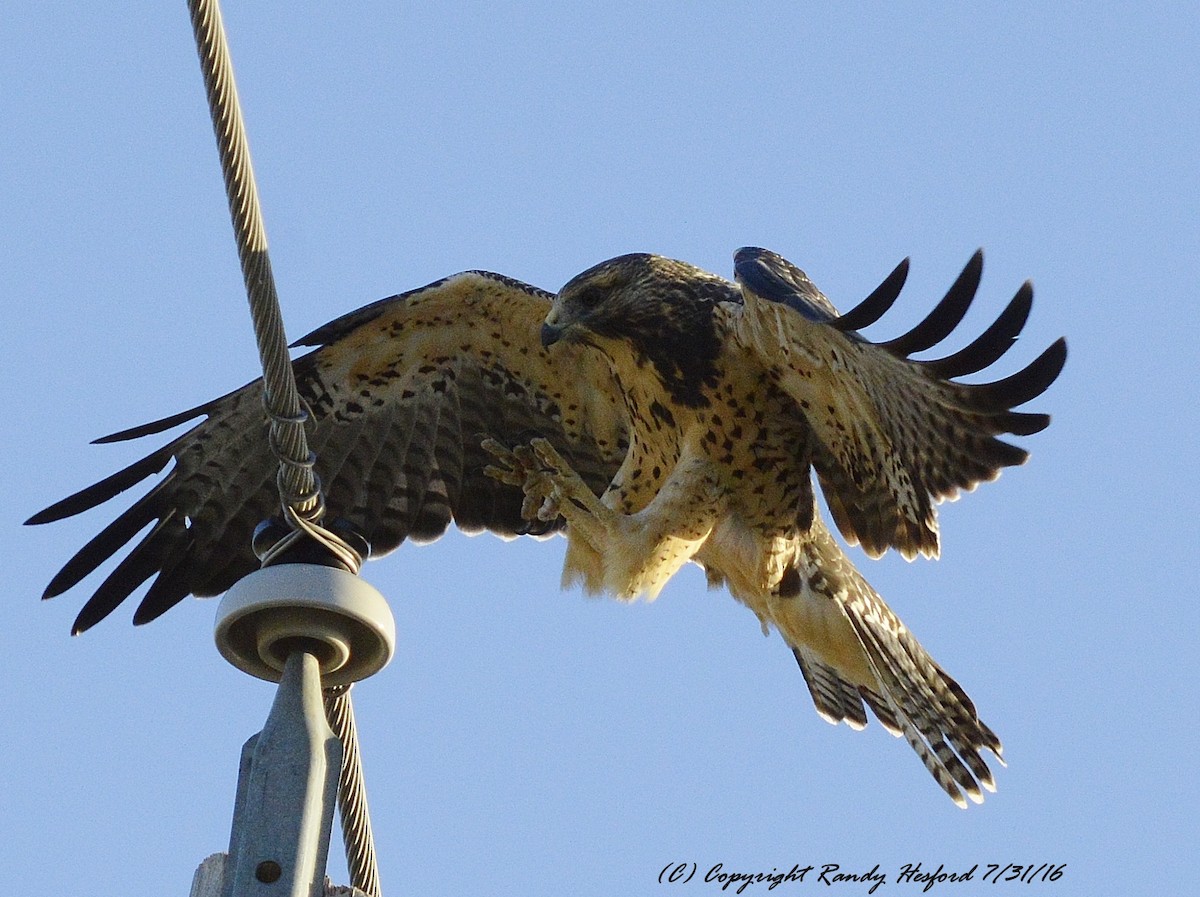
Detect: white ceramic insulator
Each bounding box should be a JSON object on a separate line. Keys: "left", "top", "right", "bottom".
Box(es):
{"left": 214, "top": 564, "right": 395, "bottom": 687}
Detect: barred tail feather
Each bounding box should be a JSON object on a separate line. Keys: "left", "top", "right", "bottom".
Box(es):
{"left": 835, "top": 580, "right": 1002, "bottom": 807}
{"left": 767, "top": 522, "right": 1002, "bottom": 807}
{"left": 792, "top": 648, "right": 869, "bottom": 730}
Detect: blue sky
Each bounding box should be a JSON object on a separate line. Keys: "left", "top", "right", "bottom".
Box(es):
{"left": 3, "top": 2, "right": 1197, "bottom": 895}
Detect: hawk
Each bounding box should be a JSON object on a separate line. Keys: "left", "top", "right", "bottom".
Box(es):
{"left": 29, "top": 247, "right": 1065, "bottom": 807}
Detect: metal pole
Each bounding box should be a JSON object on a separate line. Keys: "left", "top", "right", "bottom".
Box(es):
{"left": 224, "top": 652, "right": 343, "bottom": 897}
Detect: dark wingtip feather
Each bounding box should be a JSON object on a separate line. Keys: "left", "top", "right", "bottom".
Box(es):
{"left": 922, "top": 280, "right": 1034, "bottom": 379}
{"left": 881, "top": 250, "right": 983, "bottom": 356}
{"left": 132, "top": 568, "right": 193, "bottom": 626}
{"left": 831, "top": 257, "right": 910, "bottom": 332}
{"left": 72, "top": 587, "right": 133, "bottom": 635}
{"left": 969, "top": 337, "right": 1068, "bottom": 411}
{"left": 68, "top": 539, "right": 163, "bottom": 633}
{"left": 39, "top": 494, "right": 163, "bottom": 599}
{"left": 92, "top": 401, "right": 213, "bottom": 444}
{"left": 25, "top": 447, "right": 174, "bottom": 526}
{"left": 66, "top": 512, "right": 190, "bottom": 632}
{"left": 999, "top": 410, "right": 1052, "bottom": 436}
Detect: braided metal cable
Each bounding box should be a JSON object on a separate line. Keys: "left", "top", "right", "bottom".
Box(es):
{"left": 186, "top": 1, "right": 380, "bottom": 893}
{"left": 324, "top": 686, "right": 382, "bottom": 897}
{"left": 187, "top": 0, "right": 320, "bottom": 523}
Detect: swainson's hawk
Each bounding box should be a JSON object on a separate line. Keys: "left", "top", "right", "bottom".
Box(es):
{"left": 30, "top": 248, "right": 1065, "bottom": 806}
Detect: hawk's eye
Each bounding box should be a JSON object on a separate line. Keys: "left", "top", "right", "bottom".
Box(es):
{"left": 574, "top": 285, "right": 607, "bottom": 307}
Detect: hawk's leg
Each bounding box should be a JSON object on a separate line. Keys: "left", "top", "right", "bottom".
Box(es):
{"left": 482, "top": 438, "right": 621, "bottom": 542}
{"left": 485, "top": 437, "right": 722, "bottom": 599}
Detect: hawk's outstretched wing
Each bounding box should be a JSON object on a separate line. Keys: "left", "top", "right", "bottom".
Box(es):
{"left": 28, "top": 271, "right": 629, "bottom": 633}
{"left": 732, "top": 247, "right": 1066, "bottom": 560}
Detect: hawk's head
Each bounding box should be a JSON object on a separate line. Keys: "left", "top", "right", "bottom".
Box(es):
{"left": 541, "top": 253, "right": 735, "bottom": 406}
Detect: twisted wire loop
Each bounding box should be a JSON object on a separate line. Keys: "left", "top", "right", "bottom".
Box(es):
{"left": 258, "top": 401, "right": 364, "bottom": 573}
{"left": 186, "top": 2, "right": 381, "bottom": 893}
{"left": 325, "top": 686, "right": 383, "bottom": 897}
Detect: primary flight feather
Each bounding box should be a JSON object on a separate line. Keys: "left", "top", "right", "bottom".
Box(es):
{"left": 29, "top": 248, "right": 1065, "bottom": 806}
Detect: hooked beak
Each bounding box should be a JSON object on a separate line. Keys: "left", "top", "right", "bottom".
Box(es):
{"left": 541, "top": 321, "right": 565, "bottom": 348}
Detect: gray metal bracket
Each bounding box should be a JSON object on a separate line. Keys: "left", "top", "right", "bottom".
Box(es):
{"left": 223, "top": 651, "right": 343, "bottom": 897}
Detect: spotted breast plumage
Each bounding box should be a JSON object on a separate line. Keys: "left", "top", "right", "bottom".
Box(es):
{"left": 29, "top": 248, "right": 1065, "bottom": 807}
